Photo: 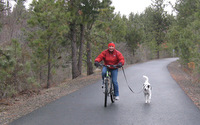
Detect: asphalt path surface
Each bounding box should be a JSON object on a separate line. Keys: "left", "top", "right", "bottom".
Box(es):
{"left": 10, "top": 58, "right": 200, "bottom": 125}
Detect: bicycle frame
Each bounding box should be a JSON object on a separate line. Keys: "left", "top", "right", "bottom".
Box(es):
{"left": 104, "top": 67, "right": 115, "bottom": 107}
{"left": 97, "top": 64, "right": 117, "bottom": 107}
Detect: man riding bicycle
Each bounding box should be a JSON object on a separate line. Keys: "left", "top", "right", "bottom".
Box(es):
{"left": 94, "top": 42, "right": 125, "bottom": 100}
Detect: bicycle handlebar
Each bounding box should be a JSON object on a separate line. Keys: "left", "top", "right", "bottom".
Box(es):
{"left": 98, "top": 64, "right": 118, "bottom": 68}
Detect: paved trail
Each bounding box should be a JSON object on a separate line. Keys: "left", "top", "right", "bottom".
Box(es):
{"left": 10, "top": 58, "right": 200, "bottom": 125}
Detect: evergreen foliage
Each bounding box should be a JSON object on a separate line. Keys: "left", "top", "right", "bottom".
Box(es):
{"left": 167, "top": 0, "right": 200, "bottom": 72}
{"left": 28, "top": 0, "right": 70, "bottom": 88}
{"left": 0, "top": 40, "right": 35, "bottom": 98}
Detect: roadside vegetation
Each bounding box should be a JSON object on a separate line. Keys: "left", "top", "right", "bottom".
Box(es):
{"left": 0, "top": 0, "right": 199, "bottom": 99}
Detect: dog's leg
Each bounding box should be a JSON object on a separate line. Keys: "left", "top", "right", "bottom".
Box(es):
{"left": 147, "top": 96, "right": 150, "bottom": 103}
{"left": 148, "top": 93, "right": 151, "bottom": 103}
{"left": 145, "top": 94, "right": 148, "bottom": 103}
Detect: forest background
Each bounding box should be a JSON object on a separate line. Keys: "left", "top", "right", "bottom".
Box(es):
{"left": 0, "top": 0, "right": 199, "bottom": 99}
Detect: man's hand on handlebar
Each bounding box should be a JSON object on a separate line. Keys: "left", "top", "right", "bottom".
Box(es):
{"left": 94, "top": 62, "right": 100, "bottom": 67}
{"left": 116, "top": 62, "right": 122, "bottom": 68}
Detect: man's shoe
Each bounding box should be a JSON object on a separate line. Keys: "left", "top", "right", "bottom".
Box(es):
{"left": 102, "top": 80, "right": 105, "bottom": 88}
{"left": 115, "top": 96, "right": 119, "bottom": 100}
{"left": 102, "top": 84, "right": 104, "bottom": 89}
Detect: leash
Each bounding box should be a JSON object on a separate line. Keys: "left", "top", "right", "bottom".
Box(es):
{"left": 121, "top": 67, "right": 143, "bottom": 94}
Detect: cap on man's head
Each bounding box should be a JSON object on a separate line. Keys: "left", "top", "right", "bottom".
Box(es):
{"left": 108, "top": 42, "right": 115, "bottom": 48}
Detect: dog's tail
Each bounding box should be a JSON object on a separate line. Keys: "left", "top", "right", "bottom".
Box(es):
{"left": 143, "top": 75, "right": 149, "bottom": 82}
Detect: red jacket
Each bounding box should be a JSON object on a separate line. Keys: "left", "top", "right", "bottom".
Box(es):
{"left": 95, "top": 49, "right": 125, "bottom": 68}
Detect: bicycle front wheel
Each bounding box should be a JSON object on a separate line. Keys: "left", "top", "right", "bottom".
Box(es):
{"left": 104, "top": 80, "right": 108, "bottom": 107}
{"left": 110, "top": 82, "right": 115, "bottom": 103}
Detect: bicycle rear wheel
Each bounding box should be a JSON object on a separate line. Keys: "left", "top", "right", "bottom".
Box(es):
{"left": 110, "top": 82, "right": 115, "bottom": 103}
{"left": 104, "top": 80, "right": 108, "bottom": 107}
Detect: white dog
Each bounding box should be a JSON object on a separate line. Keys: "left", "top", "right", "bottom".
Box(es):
{"left": 143, "top": 75, "right": 152, "bottom": 103}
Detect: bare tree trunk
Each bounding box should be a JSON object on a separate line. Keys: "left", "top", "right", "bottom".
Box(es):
{"left": 87, "top": 41, "right": 93, "bottom": 75}
{"left": 78, "top": 24, "right": 85, "bottom": 75}
{"left": 47, "top": 44, "right": 51, "bottom": 88}
{"left": 156, "top": 40, "right": 161, "bottom": 59}
{"left": 157, "top": 50, "right": 160, "bottom": 59}
{"left": 71, "top": 24, "right": 80, "bottom": 79}
{"left": 39, "top": 66, "right": 42, "bottom": 84}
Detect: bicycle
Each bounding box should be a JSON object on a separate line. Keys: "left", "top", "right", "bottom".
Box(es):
{"left": 99, "top": 64, "right": 117, "bottom": 107}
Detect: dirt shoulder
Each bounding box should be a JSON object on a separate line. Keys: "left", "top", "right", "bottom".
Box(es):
{"left": 0, "top": 60, "right": 200, "bottom": 125}
{"left": 167, "top": 60, "right": 200, "bottom": 109}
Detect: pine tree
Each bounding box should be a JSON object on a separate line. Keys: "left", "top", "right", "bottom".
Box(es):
{"left": 28, "top": 0, "right": 70, "bottom": 88}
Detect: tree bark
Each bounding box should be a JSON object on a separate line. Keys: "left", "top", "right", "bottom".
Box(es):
{"left": 70, "top": 24, "right": 80, "bottom": 79}
{"left": 87, "top": 41, "right": 93, "bottom": 75}
{"left": 156, "top": 37, "right": 162, "bottom": 59}
{"left": 157, "top": 50, "right": 160, "bottom": 59}
{"left": 78, "top": 24, "right": 85, "bottom": 75}
{"left": 47, "top": 44, "right": 51, "bottom": 88}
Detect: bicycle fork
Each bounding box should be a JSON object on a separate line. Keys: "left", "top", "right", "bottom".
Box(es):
{"left": 105, "top": 71, "right": 111, "bottom": 96}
